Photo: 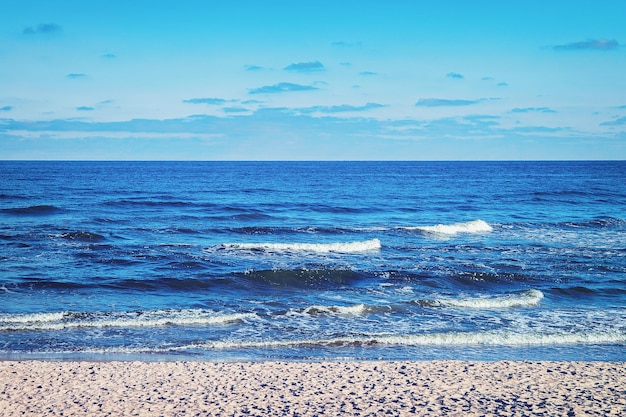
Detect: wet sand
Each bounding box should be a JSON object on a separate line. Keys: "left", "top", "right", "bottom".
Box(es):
{"left": 1, "top": 360, "right": 625, "bottom": 416}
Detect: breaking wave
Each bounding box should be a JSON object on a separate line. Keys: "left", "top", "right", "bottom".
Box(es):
{"left": 220, "top": 238, "right": 382, "bottom": 253}
{"left": 181, "top": 330, "right": 626, "bottom": 351}
{"left": 59, "top": 231, "right": 106, "bottom": 241}
{"left": 0, "top": 309, "right": 252, "bottom": 331}
{"left": 296, "top": 304, "right": 368, "bottom": 317}
{"left": 402, "top": 219, "right": 493, "bottom": 235}
{"left": 415, "top": 290, "right": 544, "bottom": 309}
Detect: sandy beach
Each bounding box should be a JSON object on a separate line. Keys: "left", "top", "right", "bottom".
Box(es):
{"left": 1, "top": 360, "right": 624, "bottom": 416}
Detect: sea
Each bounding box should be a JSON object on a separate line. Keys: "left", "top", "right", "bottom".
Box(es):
{"left": 1, "top": 161, "right": 625, "bottom": 362}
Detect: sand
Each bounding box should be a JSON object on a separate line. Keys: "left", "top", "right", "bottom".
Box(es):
{"left": 1, "top": 360, "right": 624, "bottom": 416}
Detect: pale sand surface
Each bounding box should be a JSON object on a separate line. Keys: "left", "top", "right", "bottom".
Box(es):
{"left": 1, "top": 360, "right": 625, "bottom": 416}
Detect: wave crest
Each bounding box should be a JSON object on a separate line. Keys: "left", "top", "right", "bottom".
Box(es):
{"left": 299, "top": 304, "right": 368, "bottom": 317}
{"left": 433, "top": 289, "right": 544, "bottom": 309}
{"left": 2, "top": 205, "right": 61, "bottom": 215}
{"left": 403, "top": 219, "right": 493, "bottom": 235}
{"left": 184, "top": 330, "right": 626, "bottom": 351}
{"left": 238, "top": 269, "right": 362, "bottom": 287}
{"left": 221, "top": 238, "right": 381, "bottom": 253}
{"left": 0, "top": 309, "right": 251, "bottom": 331}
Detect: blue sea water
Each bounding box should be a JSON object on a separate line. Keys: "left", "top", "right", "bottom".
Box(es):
{"left": 0, "top": 161, "right": 625, "bottom": 361}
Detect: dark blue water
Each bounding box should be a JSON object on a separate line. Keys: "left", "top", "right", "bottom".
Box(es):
{"left": 1, "top": 161, "right": 625, "bottom": 361}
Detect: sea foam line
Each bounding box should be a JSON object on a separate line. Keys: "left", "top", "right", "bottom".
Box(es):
{"left": 434, "top": 289, "right": 544, "bottom": 309}
{"left": 0, "top": 312, "right": 66, "bottom": 324}
{"left": 297, "top": 304, "right": 368, "bottom": 317}
{"left": 402, "top": 219, "right": 493, "bottom": 235}
{"left": 220, "top": 238, "right": 381, "bottom": 253}
{"left": 8, "top": 330, "right": 626, "bottom": 356}
{"left": 0, "top": 309, "right": 252, "bottom": 331}
{"left": 179, "top": 330, "right": 626, "bottom": 351}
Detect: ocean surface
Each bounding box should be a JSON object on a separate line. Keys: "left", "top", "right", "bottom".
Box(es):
{"left": 1, "top": 161, "right": 625, "bottom": 362}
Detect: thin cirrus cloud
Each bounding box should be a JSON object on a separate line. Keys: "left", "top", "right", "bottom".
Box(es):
{"left": 66, "top": 73, "right": 87, "bottom": 79}
{"left": 284, "top": 61, "right": 325, "bottom": 72}
{"left": 183, "top": 97, "right": 228, "bottom": 105}
{"left": 553, "top": 39, "right": 620, "bottom": 51}
{"left": 222, "top": 107, "right": 250, "bottom": 113}
{"left": 447, "top": 72, "right": 464, "bottom": 79}
{"left": 76, "top": 106, "right": 95, "bottom": 111}
{"left": 416, "top": 98, "right": 484, "bottom": 107}
{"left": 600, "top": 116, "right": 626, "bottom": 126}
{"left": 245, "top": 64, "right": 264, "bottom": 71}
{"left": 249, "top": 82, "right": 319, "bottom": 94}
{"left": 22, "top": 23, "right": 62, "bottom": 35}
{"left": 482, "top": 77, "right": 508, "bottom": 86}
{"left": 299, "top": 103, "right": 385, "bottom": 114}
{"left": 331, "top": 41, "right": 363, "bottom": 48}
{"left": 511, "top": 107, "right": 557, "bottom": 113}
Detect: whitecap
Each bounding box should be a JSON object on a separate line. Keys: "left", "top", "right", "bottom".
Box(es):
{"left": 436, "top": 289, "right": 544, "bottom": 309}
{"left": 221, "top": 238, "right": 381, "bottom": 254}
{"left": 167, "top": 330, "right": 626, "bottom": 351}
{"left": 299, "top": 304, "right": 368, "bottom": 317}
{"left": 0, "top": 311, "right": 67, "bottom": 324}
{"left": 0, "top": 309, "right": 253, "bottom": 331}
{"left": 403, "top": 219, "right": 493, "bottom": 235}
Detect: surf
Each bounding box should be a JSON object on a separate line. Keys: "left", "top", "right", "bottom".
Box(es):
{"left": 162, "top": 330, "right": 626, "bottom": 352}
{"left": 430, "top": 289, "right": 544, "bottom": 309}
{"left": 402, "top": 219, "right": 493, "bottom": 235}
{"left": 220, "top": 238, "right": 382, "bottom": 253}
{"left": 0, "top": 309, "right": 252, "bottom": 331}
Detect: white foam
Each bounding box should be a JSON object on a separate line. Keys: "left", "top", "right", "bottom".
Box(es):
{"left": 81, "top": 312, "right": 253, "bottom": 329}
{"left": 0, "top": 312, "right": 67, "bottom": 324}
{"left": 221, "top": 238, "right": 381, "bottom": 253}
{"left": 0, "top": 285, "right": 16, "bottom": 294}
{"left": 183, "top": 330, "right": 626, "bottom": 351}
{"left": 0, "top": 309, "right": 253, "bottom": 331}
{"left": 300, "top": 304, "right": 368, "bottom": 317}
{"left": 437, "top": 289, "right": 544, "bottom": 309}
{"left": 404, "top": 219, "right": 493, "bottom": 235}
{"left": 11, "top": 330, "right": 625, "bottom": 356}
{"left": 381, "top": 331, "right": 626, "bottom": 347}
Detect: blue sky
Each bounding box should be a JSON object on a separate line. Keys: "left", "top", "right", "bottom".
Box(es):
{"left": 1, "top": 0, "right": 625, "bottom": 160}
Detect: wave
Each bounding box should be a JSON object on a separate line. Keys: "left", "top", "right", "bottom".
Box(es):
{"left": 228, "top": 226, "right": 351, "bottom": 236}
{"left": 102, "top": 217, "right": 621, "bottom": 243}
{"left": 220, "top": 238, "right": 381, "bottom": 254}
{"left": 109, "top": 277, "right": 218, "bottom": 291}
{"left": 401, "top": 219, "right": 493, "bottom": 235}
{"left": 237, "top": 269, "right": 363, "bottom": 288}
{"left": 0, "top": 193, "right": 27, "bottom": 200}
{"left": 59, "top": 231, "right": 106, "bottom": 241}
{"left": 104, "top": 199, "right": 197, "bottom": 208}
{"left": 416, "top": 289, "right": 544, "bottom": 309}
{"left": 562, "top": 217, "right": 626, "bottom": 229}
{"left": 5, "top": 330, "right": 625, "bottom": 356}
{"left": 1, "top": 205, "right": 62, "bottom": 215}
{"left": 532, "top": 189, "right": 593, "bottom": 198}
{"left": 0, "top": 309, "right": 252, "bottom": 331}
{"left": 180, "top": 330, "right": 626, "bottom": 351}
{"left": 296, "top": 304, "right": 368, "bottom": 317}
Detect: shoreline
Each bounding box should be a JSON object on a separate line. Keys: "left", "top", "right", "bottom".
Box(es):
{"left": 1, "top": 360, "right": 624, "bottom": 416}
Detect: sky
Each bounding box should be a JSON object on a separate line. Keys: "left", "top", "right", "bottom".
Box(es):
{"left": 1, "top": 0, "right": 625, "bottom": 160}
